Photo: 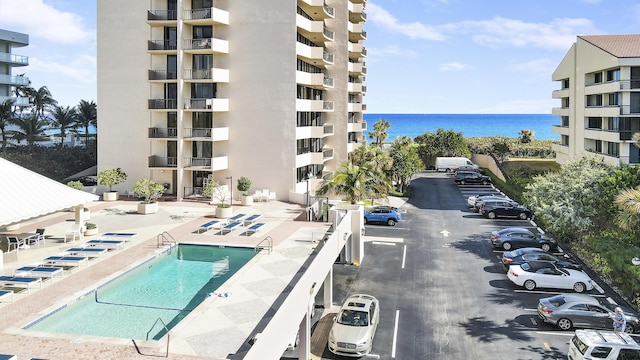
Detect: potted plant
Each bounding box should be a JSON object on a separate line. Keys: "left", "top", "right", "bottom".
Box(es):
{"left": 84, "top": 222, "right": 99, "bottom": 236}
{"left": 133, "top": 178, "right": 166, "bottom": 214}
{"left": 237, "top": 176, "right": 253, "bottom": 206}
{"left": 203, "top": 178, "right": 232, "bottom": 218}
{"left": 67, "top": 180, "right": 84, "bottom": 190}
{"left": 97, "top": 167, "right": 127, "bottom": 201}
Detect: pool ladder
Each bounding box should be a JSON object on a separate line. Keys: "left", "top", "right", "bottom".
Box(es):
{"left": 255, "top": 236, "right": 273, "bottom": 254}
{"left": 157, "top": 231, "right": 176, "bottom": 252}
{"left": 132, "top": 317, "right": 170, "bottom": 357}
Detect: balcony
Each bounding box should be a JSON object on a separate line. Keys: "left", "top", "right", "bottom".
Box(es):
{"left": 147, "top": 40, "right": 177, "bottom": 53}
{"left": 183, "top": 68, "right": 229, "bottom": 83}
{"left": 183, "top": 38, "right": 229, "bottom": 54}
{"left": 323, "top": 75, "right": 334, "bottom": 88}
{"left": 183, "top": 156, "right": 228, "bottom": 171}
{"left": 296, "top": 42, "right": 325, "bottom": 63}
{"left": 348, "top": 81, "right": 362, "bottom": 93}
{"left": 296, "top": 15, "right": 325, "bottom": 39}
{"left": 147, "top": 10, "right": 177, "bottom": 23}
{"left": 585, "top": 81, "right": 619, "bottom": 95}
{"left": 148, "top": 99, "right": 177, "bottom": 110}
{"left": 619, "top": 80, "right": 640, "bottom": 90}
{"left": 0, "top": 52, "right": 28, "bottom": 66}
{"left": 584, "top": 128, "right": 622, "bottom": 142}
{"left": 551, "top": 107, "right": 569, "bottom": 116}
{"left": 0, "top": 96, "right": 28, "bottom": 107}
{"left": 148, "top": 127, "right": 177, "bottom": 138}
{"left": 296, "top": 125, "right": 324, "bottom": 139}
{"left": 297, "top": 71, "right": 324, "bottom": 87}
{"left": 323, "top": 147, "right": 334, "bottom": 160}
{"left": 183, "top": 7, "right": 229, "bottom": 25}
{"left": 0, "top": 74, "right": 30, "bottom": 87}
{"left": 552, "top": 143, "right": 569, "bottom": 155}
{"left": 551, "top": 124, "right": 569, "bottom": 136}
{"left": 347, "top": 121, "right": 366, "bottom": 132}
{"left": 296, "top": 152, "right": 324, "bottom": 167}
{"left": 551, "top": 88, "right": 569, "bottom": 99}
{"left": 348, "top": 61, "right": 363, "bottom": 74}
{"left": 347, "top": 102, "right": 362, "bottom": 112}
{"left": 183, "top": 98, "right": 229, "bottom": 112}
{"left": 298, "top": 0, "right": 335, "bottom": 20}
{"left": 323, "top": 124, "right": 334, "bottom": 136}
{"left": 296, "top": 99, "right": 334, "bottom": 112}
{"left": 183, "top": 127, "right": 229, "bottom": 141}
{"left": 148, "top": 70, "right": 177, "bottom": 81}
{"left": 148, "top": 155, "right": 178, "bottom": 168}
{"left": 348, "top": 41, "right": 363, "bottom": 55}
{"left": 584, "top": 105, "right": 620, "bottom": 117}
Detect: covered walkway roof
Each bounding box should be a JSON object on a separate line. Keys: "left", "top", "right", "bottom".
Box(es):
{"left": 0, "top": 158, "right": 99, "bottom": 227}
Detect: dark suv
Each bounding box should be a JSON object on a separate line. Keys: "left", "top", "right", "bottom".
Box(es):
{"left": 453, "top": 171, "right": 491, "bottom": 185}
{"left": 480, "top": 200, "right": 532, "bottom": 219}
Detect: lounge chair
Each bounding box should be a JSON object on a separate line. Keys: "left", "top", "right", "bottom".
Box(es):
{"left": 101, "top": 232, "right": 138, "bottom": 241}
{"left": 85, "top": 239, "right": 125, "bottom": 250}
{"left": 0, "top": 275, "right": 42, "bottom": 293}
{"left": 245, "top": 223, "right": 265, "bottom": 236}
{"left": 228, "top": 213, "right": 246, "bottom": 222}
{"left": 219, "top": 221, "right": 242, "bottom": 235}
{"left": 64, "top": 247, "right": 108, "bottom": 258}
{"left": 197, "top": 220, "right": 227, "bottom": 234}
{"left": 42, "top": 256, "right": 89, "bottom": 268}
{"left": 0, "top": 289, "right": 14, "bottom": 303}
{"left": 13, "top": 265, "right": 64, "bottom": 279}
{"left": 64, "top": 226, "right": 82, "bottom": 243}
{"left": 242, "top": 214, "right": 262, "bottom": 226}
{"left": 34, "top": 228, "right": 46, "bottom": 246}
{"left": 6, "top": 236, "right": 20, "bottom": 252}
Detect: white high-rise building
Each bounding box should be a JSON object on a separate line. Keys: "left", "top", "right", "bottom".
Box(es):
{"left": 0, "top": 29, "right": 29, "bottom": 107}
{"left": 97, "top": 0, "right": 367, "bottom": 202}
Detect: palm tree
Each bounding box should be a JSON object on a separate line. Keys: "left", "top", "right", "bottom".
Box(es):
{"left": 0, "top": 99, "right": 15, "bottom": 154}
{"left": 614, "top": 188, "right": 640, "bottom": 230}
{"left": 316, "top": 162, "right": 390, "bottom": 204}
{"left": 22, "top": 86, "right": 57, "bottom": 120}
{"left": 368, "top": 118, "right": 391, "bottom": 147}
{"left": 10, "top": 114, "right": 50, "bottom": 152}
{"left": 49, "top": 105, "right": 78, "bottom": 148}
{"left": 76, "top": 99, "right": 97, "bottom": 148}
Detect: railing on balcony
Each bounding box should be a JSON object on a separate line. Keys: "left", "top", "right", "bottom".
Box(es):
{"left": 184, "top": 157, "right": 211, "bottom": 167}
{"left": 184, "top": 38, "right": 212, "bottom": 50}
{"left": 185, "top": 98, "right": 214, "bottom": 110}
{"left": 323, "top": 124, "right": 333, "bottom": 135}
{"left": 0, "top": 52, "right": 28, "bottom": 65}
{"left": 148, "top": 127, "right": 177, "bottom": 138}
{"left": 148, "top": 99, "right": 177, "bottom": 110}
{"left": 361, "top": 12, "right": 367, "bottom": 20}
{"left": 184, "top": 128, "right": 213, "bottom": 138}
{"left": 147, "top": 10, "right": 177, "bottom": 21}
{"left": 323, "top": 101, "right": 333, "bottom": 111}
{"left": 184, "top": 68, "right": 212, "bottom": 80}
{"left": 620, "top": 105, "right": 640, "bottom": 115}
{"left": 148, "top": 40, "right": 177, "bottom": 51}
{"left": 324, "top": 3, "right": 334, "bottom": 17}
{"left": 0, "top": 74, "right": 30, "bottom": 86}
{"left": 323, "top": 50, "right": 334, "bottom": 63}
{"left": 148, "top": 70, "right": 177, "bottom": 81}
{"left": 148, "top": 155, "right": 178, "bottom": 168}
{"left": 619, "top": 80, "right": 640, "bottom": 90}
{"left": 323, "top": 148, "right": 334, "bottom": 159}
{"left": 184, "top": 8, "right": 212, "bottom": 20}
{"left": 323, "top": 27, "right": 334, "bottom": 40}
{"left": 323, "top": 75, "right": 334, "bottom": 87}
{"left": 361, "top": 31, "right": 367, "bottom": 39}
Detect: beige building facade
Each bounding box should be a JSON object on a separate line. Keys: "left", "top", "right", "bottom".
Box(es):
{"left": 0, "top": 29, "right": 29, "bottom": 107}
{"left": 97, "top": 0, "right": 367, "bottom": 202}
{"left": 552, "top": 34, "right": 640, "bottom": 166}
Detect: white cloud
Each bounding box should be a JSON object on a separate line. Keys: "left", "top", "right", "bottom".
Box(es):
{"left": 367, "top": 3, "right": 446, "bottom": 41}
{"left": 0, "top": 0, "right": 93, "bottom": 44}
{"left": 29, "top": 55, "right": 96, "bottom": 84}
{"left": 439, "top": 61, "right": 469, "bottom": 71}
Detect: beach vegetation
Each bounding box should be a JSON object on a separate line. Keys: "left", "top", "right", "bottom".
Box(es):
{"left": 316, "top": 162, "right": 390, "bottom": 204}
{"left": 414, "top": 128, "right": 470, "bottom": 168}
{"left": 387, "top": 136, "right": 422, "bottom": 193}
{"left": 368, "top": 118, "right": 391, "bottom": 147}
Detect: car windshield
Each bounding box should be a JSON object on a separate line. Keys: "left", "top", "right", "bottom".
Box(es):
{"left": 337, "top": 309, "right": 369, "bottom": 326}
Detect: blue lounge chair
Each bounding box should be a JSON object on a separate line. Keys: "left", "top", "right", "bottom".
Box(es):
{"left": 242, "top": 214, "right": 262, "bottom": 226}
{"left": 0, "top": 290, "right": 14, "bottom": 303}
{"left": 197, "top": 220, "right": 227, "bottom": 234}
{"left": 13, "top": 266, "right": 64, "bottom": 279}
{"left": 85, "top": 239, "right": 125, "bottom": 250}
{"left": 64, "top": 247, "right": 108, "bottom": 258}
{"left": 245, "top": 223, "right": 265, "bottom": 236}
{"left": 43, "top": 256, "right": 89, "bottom": 268}
{"left": 219, "top": 221, "right": 242, "bottom": 235}
{"left": 101, "top": 232, "right": 138, "bottom": 241}
{"left": 0, "top": 276, "right": 42, "bottom": 293}
{"left": 228, "top": 213, "right": 246, "bottom": 222}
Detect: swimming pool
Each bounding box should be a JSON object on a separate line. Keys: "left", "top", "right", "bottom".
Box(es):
{"left": 26, "top": 244, "right": 256, "bottom": 340}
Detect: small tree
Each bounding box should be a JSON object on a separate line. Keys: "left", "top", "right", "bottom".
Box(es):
{"left": 67, "top": 180, "right": 84, "bottom": 190}
{"left": 237, "top": 176, "right": 252, "bottom": 196}
{"left": 133, "top": 178, "right": 166, "bottom": 204}
{"left": 96, "top": 168, "right": 127, "bottom": 192}
{"left": 202, "top": 179, "right": 230, "bottom": 208}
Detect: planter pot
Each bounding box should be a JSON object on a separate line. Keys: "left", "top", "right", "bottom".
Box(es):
{"left": 241, "top": 195, "right": 253, "bottom": 206}
{"left": 84, "top": 227, "right": 99, "bottom": 236}
{"left": 103, "top": 191, "right": 119, "bottom": 201}
{"left": 216, "top": 206, "right": 233, "bottom": 219}
{"left": 138, "top": 202, "right": 159, "bottom": 214}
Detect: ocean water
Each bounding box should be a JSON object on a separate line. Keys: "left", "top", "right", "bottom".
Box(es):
{"left": 362, "top": 114, "right": 559, "bottom": 142}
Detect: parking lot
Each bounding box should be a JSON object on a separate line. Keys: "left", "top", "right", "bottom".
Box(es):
{"left": 316, "top": 171, "right": 634, "bottom": 360}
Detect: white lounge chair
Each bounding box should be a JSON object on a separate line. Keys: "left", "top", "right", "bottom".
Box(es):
{"left": 0, "top": 289, "right": 14, "bottom": 303}
{"left": 245, "top": 223, "right": 265, "bottom": 236}
{"left": 242, "top": 214, "right": 262, "bottom": 226}
{"left": 0, "top": 275, "right": 42, "bottom": 293}
{"left": 43, "top": 255, "right": 89, "bottom": 268}
{"left": 197, "top": 220, "right": 227, "bottom": 234}
{"left": 85, "top": 239, "right": 125, "bottom": 250}
{"left": 219, "top": 221, "right": 242, "bottom": 235}
{"left": 64, "top": 247, "right": 108, "bottom": 258}
{"left": 13, "top": 265, "right": 64, "bottom": 279}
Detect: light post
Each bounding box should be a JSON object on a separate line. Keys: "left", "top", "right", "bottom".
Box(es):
{"left": 226, "top": 176, "right": 233, "bottom": 205}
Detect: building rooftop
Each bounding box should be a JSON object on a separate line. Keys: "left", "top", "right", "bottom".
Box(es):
{"left": 580, "top": 34, "right": 640, "bottom": 58}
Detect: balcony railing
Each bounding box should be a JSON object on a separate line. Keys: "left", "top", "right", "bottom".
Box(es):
{"left": 323, "top": 27, "right": 334, "bottom": 40}
{"left": 324, "top": 3, "right": 335, "bottom": 17}
{"left": 148, "top": 99, "right": 177, "bottom": 109}
{"left": 323, "top": 124, "right": 333, "bottom": 135}
{"left": 323, "top": 75, "right": 334, "bottom": 87}
{"left": 619, "top": 80, "right": 640, "bottom": 90}
{"left": 323, "top": 148, "right": 334, "bottom": 159}
{"left": 0, "top": 52, "right": 28, "bottom": 66}
{"left": 323, "top": 101, "right": 334, "bottom": 111}
{"left": 0, "top": 74, "right": 30, "bottom": 86}
{"left": 147, "top": 10, "right": 177, "bottom": 21}
{"left": 148, "top": 40, "right": 177, "bottom": 51}
{"left": 184, "top": 128, "right": 213, "bottom": 138}
{"left": 148, "top": 127, "right": 177, "bottom": 138}
{"left": 323, "top": 50, "right": 334, "bottom": 63}
{"left": 148, "top": 70, "right": 177, "bottom": 81}
{"left": 148, "top": 155, "right": 177, "bottom": 168}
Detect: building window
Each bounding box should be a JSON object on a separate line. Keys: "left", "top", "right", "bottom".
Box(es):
{"left": 607, "top": 69, "right": 620, "bottom": 82}
{"left": 562, "top": 79, "right": 570, "bottom": 89}
{"left": 608, "top": 142, "right": 619, "bottom": 156}
{"left": 561, "top": 135, "right": 569, "bottom": 146}
{"left": 586, "top": 94, "right": 602, "bottom": 107}
{"left": 607, "top": 117, "right": 619, "bottom": 131}
{"left": 561, "top": 116, "right": 569, "bottom": 127}
{"left": 608, "top": 93, "right": 620, "bottom": 106}
{"left": 587, "top": 117, "right": 602, "bottom": 129}
{"left": 594, "top": 72, "right": 602, "bottom": 83}
{"left": 595, "top": 140, "right": 602, "bottom": 153}
{"left": 562, "top": 97, "right": 570, "bottom": 108}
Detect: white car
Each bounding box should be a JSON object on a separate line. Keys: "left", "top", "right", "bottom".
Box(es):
{"left": 467, "top": 194, "right": 508, "bottom": 209}
{"left": 507, "top": 261, "right": 593, "bottom": 293}
{"left": 328, "top": 294, "right": 379, "bottom": 357}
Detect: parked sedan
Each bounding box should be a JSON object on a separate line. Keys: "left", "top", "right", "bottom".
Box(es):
{"left": 507, "top": 261, "right": 593, "bottom": 293}
{"left": 453, "top": 171, "right": 491, "bottom": 185}
{"left": 491, "top": 228, "right": 558, "bottom": 252}
{"left": 364, "top": 207, "right": 401, "bottom": 226}
{"left": 328, "top": 294, "right": 380, "bottom": 357}
{"left": 480, "top": 200, "right": 532, "bottom": 220}
{"left": 467, "top": 194, "right": 509, "bottom": 209}
{"left": 501, "top": 247, "right": 580, "bottom": 271}
{"left": 538, "top": 294, "right": 640, "bottom": 333}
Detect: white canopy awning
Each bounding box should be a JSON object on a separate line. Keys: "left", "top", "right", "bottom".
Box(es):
{"left": 0, "top": 158, "right": 100, "bottom": 227}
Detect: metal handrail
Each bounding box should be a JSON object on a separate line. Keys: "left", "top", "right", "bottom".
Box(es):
{"left": 157, "top": 231, "right": 176, "bottom": 249}
{"left": 146, "top": 317, "right": 170, "bottom": 357}
{"left": 255, "top": 236, "right": 273, "bottom": 254}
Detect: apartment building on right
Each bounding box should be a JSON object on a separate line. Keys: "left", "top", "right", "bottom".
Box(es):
{"left": 552, "top": 34, "right": 640, "bottom": 166}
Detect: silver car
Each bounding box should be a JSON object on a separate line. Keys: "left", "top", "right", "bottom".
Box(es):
{"left": 538, "top": 294, "right": 640, "bottom": 333}
{"left": 328, "top": 294, "right": 380, "bottom": 357}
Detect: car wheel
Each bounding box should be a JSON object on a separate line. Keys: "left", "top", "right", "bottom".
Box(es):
{"left": 524, "top": 279, "right": 536, "bottom": 291}
{"left": 502, "top": 242, "right": 512, "bottom": 251}
{"left": 541, "top": 243, "right": 551, "bottom": 252}
{"left": 364, "top": 217, "right": 369, "bottom": 225}
{"left": 518, "top": 212, "right": 528, "bottom": 220}
{"left": 557, "top": 318, "right": 573, "bottom": 331}
{"left": 487, "top": 212, "right": 496, "bottom": 219}
{"left": 573, "top": 282, "right": 586, "bottom": 293}
{"left": 387, "top": 219, "right": 396, "bottom": 226}
{"left": 625, "top": 324, "right": 635, "bottom": 334}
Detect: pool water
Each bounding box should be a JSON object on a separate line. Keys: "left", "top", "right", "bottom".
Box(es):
{"left": 26, "top": 244, "right": 256, "bottom": 340}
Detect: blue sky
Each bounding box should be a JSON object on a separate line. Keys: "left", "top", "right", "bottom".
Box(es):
{"left": 2, "top": 0, "right": 640, "bottom": 113}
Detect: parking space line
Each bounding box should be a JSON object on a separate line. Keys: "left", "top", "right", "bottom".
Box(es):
{"left": 392, "top": 310, "right": 399, "bottom": 358}
{"left": 372, "top": 241, "right": 396, "bottom": 246}
{"left": 401, "top": 245, "right": 406, "bottom": 269}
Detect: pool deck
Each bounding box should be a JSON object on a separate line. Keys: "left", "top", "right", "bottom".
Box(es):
{"left": 0, "top": 198, "right": 333, "bottom": 360}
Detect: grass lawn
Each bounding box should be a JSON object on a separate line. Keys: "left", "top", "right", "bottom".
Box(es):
{"left": 502, "top": 158, "right": 561, "bottom": 175}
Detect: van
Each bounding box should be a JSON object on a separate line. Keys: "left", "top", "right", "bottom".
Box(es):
{"left": 435, "top": 157, "right": 479, "bottom": 172}
{"left": 568, "top": 329, "right": 640, "bottom": 360}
